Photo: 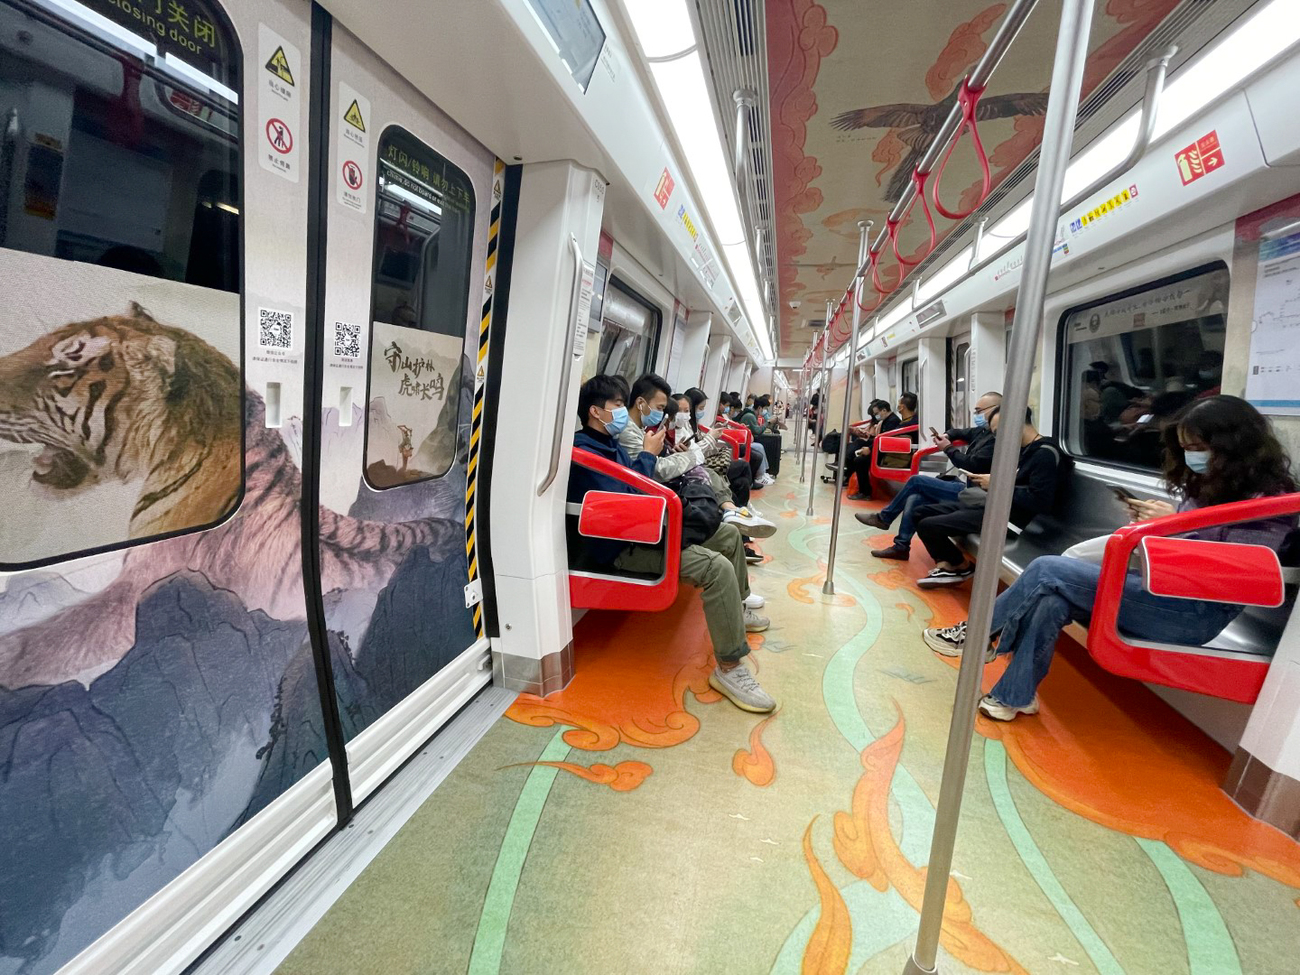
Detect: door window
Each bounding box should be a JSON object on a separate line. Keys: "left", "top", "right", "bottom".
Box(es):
{"left": 597, "top": 276, "right": 659, "bottom": 385}
{"left": 363, "top": 125, "right": 474, "bottom": 488}
{"left": 0, "top": 0, "right": 242, "bottom": 567}
{"left": 950, "top": 340, "right": 969, "bottom": 428}
{"left": 900, "top": 357, "right": 918, "bottom": 395}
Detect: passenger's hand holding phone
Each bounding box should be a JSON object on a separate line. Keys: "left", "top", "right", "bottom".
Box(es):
{"left": 644, "top": 426, "right": 667, "bottom": 456}
{"left": 1126, "top": 498, "right": 1176, "bottom": 522}
{"left": 967, "top": 472, "right": 990, "bottom": 490}
{"left": 932, "top": 434, "right": 952, "bottom": 450}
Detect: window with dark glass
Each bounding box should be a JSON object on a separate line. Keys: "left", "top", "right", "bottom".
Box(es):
{"left": 949, "top": 340, "right": 969, "bottom": 428}
{"left": 596, "top": 277, "right": 660, "bottom": 386}
{"left": 364, "top": 125, "right": 474, "bottom": 489}
{"left": 1058, "top": 264, "right": 1229, "bottom": 471}
{"left": 0, "top": 0, "right": 242, "bottom": 567}
{"left": 900, "top": 358, "right": 918, "bottom": 396}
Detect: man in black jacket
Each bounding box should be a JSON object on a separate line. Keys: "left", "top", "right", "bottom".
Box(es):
{"left": 911, "top": 406, "right": 1067, "bottom": 588}
{"left": 856, "top": 392, "right": 1001, "bottom": 557}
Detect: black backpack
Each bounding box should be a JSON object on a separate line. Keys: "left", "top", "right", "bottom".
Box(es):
{"left": 821, "top": 430, "right": 841, "bottom": 454}
{"left": 673, "top": 478, "right": 724, "bottom": 548}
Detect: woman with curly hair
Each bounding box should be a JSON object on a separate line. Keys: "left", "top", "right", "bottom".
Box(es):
{"left": 922, "top": 395, "right": 1296, "bottom": 720}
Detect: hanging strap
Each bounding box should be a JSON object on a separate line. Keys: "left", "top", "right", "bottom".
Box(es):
{"left": 930, "top": 78, "right": 992, "bottom": 221}
{"left": 890, "top": 168, "right": 937, "bottom": 268}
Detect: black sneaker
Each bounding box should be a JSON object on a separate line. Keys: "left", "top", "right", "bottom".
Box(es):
{"left": 916, "top": 564, "right": 975, "bottom": 588}
{"left": 744, "top": 545, "right": 763, "bottom": 564}
{"left": 847, "top": 492, "right": 870, "bottom": 501}
{"left": 871, "top": 544, "right": 909, "bottom": 560}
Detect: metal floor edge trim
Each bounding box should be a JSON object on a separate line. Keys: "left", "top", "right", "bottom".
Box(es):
{"left": 191, "top": 685, "right": 517, "bottom": 975}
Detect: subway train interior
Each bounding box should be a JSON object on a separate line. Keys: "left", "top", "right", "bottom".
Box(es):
{"left": 3, "top": 0, "right": 1300, "bottom": 972}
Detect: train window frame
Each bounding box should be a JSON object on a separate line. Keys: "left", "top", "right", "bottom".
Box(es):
{"left": 1053, "top": 261, "right": 1230, "bottom": 477}
{"left": 597, "top": 275, "right": 661, "bottom": 385}
{"left": 900, "top": 357, "right": 918, "bottom": 396}
{"left": 361, "top": 124, "right": 476, "bottom": 491}
{"left": 0, "top": 0, "right": 245, "bottom": 572}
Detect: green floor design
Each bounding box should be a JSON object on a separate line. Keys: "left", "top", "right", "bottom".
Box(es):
{"left": 275, "top": 463, "right": 1300, "bottom": 975}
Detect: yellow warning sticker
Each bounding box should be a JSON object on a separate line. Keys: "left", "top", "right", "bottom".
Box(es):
{"left": 265, "top": 45, "right": 294, "bottom": 86}
{"left": 343, "top": 99, "right": 366, "bottom": 132}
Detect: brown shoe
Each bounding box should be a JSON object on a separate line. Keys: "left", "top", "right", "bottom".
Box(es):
{"left": 871, "top": 544, "right": 909, "bottom": 560}
{"left": 855, "top": 512, "right": 889, "bottom": 530}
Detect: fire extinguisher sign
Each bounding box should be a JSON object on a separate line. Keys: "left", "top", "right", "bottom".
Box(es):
{"left": 1175, "top": 130, "right": 1225, "bottom": 186}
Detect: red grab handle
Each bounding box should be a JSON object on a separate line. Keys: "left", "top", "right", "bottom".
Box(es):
{"left": 890, "top": 169, "right": 937, "bottom": 268}
{"left": 931, "top": 79, "right": 992, "bottom": 221}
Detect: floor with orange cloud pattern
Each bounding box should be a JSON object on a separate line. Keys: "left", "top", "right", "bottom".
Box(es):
{"left": 277, "top": 462, "right": 1300, "bottom": 975}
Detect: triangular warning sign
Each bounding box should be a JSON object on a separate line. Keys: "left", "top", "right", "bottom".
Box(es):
{"left": 343, "top": 99, "right": 366, "bottom": 133}
{"left": 265, "top": 46, "right": 294, "bottom": 86}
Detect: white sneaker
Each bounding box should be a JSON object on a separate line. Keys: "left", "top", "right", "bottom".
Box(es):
{"left": 724, "top": 507, "right": 777, "bottom": 539}
{"left": 923, "top": 622, "right": 997, "bottom": 663}
{"left": 978, "top": 694, "right": 1039, "bottom": 721}
{"left": 743, "top": 592, "right": 765, "bottom": 609}
{"left": 743, "top": 607, "right": 770, "bottom": 632}
{"left": 709, "top": 663, "right": 776, "bottom": 713}
{"left": 758, "top": 473, "right": 776, "bottom": 486}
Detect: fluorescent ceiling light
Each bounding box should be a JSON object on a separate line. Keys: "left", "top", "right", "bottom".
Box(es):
{"left": 649, "top": 54, "right": 744, "bottom": 244}
{"left": 624, "top": 0, "right": 695, "bottom": 59}
{"left": 723, "top": 241, "right": 772, "bottom": 359}
{"left": 916, "top": 246, "right": 971, "bottom": 303}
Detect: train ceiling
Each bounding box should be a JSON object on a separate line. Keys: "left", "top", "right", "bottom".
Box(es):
{"left": 764, "top": 0, "right": 1187, "bottom": 360}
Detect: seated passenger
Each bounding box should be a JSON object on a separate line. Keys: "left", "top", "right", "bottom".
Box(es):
{"left": 832, "top": 398, "right": 889, "bottom": 481}
{"left": 856, "top": 391, "right": 1002, "bottom": 555}
{"left": 924, "top": 396, "right": 1297, "bottom": 720}
{"left": 570, "top": 375, "right": 777, "bottom": 713}
{"left": 845, "top": 396, "right": 918, "bottom": 497}
{"left": 911, "top": 406, "right": 1065, "bottom": 588}
{"left": 686, "top": 387, "right": 768, "bottom": 565}
{"left": 622, "top": 373, "right": 775, "bottom": 538}
{"left": 736, "top": 395, "right": 778, "bottom": 486}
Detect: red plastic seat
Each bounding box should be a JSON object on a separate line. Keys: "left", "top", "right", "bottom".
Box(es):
{"left": 567, "top": 448, "right": 682, "bottom": 612}
{"left": 869, "top": 423, "right": 919, "bottom": 483}
{"left": 714, "top": 418, "right": 753, "bottom": 462}
{"left": 1088, "top": 493, "right": 1300, "bottom": 704}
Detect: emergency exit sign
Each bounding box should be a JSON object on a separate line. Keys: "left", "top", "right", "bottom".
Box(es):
{"left": 1175, "top": 130, "right": 1225, "bottom": 186}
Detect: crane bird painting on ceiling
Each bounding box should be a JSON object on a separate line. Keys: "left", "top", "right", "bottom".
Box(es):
{"left": 829, "top": 87, "right": 1050, "bottom": 203}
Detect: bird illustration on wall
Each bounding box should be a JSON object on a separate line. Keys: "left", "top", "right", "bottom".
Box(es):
{"left": 831, "top": 86, "right": 1049, "bottom": 202}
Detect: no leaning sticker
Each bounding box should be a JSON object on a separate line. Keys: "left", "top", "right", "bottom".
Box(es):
{"left": 337, "top": 83, "right": 370, "bottom": 213}
{"left": 257, "top": 25, "right": 300, "bottom": 183}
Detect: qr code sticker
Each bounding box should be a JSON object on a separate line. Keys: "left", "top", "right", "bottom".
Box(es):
{"left": 258, "top": 308, "right": 293, "bottom": 350}
{"left": 334, "top": 321, "right": 361, "bottom": 358}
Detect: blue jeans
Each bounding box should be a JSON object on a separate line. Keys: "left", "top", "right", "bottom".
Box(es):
{"left": 987, "top": 556, "right": 1241, "bottom": 707}
{"left": 880, "top": 476, "right": 964, "bottom": 546}
{"left": 751, "top": 441, "right": 769, "bottom": 478}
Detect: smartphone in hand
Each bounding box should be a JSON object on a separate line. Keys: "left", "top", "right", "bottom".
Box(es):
{"left": 929, "top": 426, "right": 940, "bottom": 440}
{"left": 1110, "top": 485, "right": 1138, "bottom": 503}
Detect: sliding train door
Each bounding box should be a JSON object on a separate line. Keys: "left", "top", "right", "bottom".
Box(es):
{"left": 0, "top": 1, "right": 343, "bottom": 972}
{"left": 313, "top": 21, "right": 495, "bottom": 802}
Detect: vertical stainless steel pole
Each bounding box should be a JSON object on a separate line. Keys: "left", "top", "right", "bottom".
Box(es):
{"left": 823, "top": 222, "right": 871, "bottom": 595}
{"left": 798, "top": 360, "right": 811, "bottom": 481}
{"left": 901, "top": 2, "right": 1094, "bottom": 973}
{"left": 807, "top": 309, "right": 832, "bottom": 516}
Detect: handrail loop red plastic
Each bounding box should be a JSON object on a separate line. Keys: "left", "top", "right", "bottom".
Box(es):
{"left": 930, "top": 78, "right": 992, "bottom": 221}
{"left": 890, "top": 169, "right": 937, "bottom": 268}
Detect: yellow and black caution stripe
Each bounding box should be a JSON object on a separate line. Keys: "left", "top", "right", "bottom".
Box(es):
{"left": 464, "top": 159, "right": 504, "bottom": 639}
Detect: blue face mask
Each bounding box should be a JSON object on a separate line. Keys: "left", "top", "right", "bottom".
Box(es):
{"left": 1184, "top": 448, "right": 1211, "bottom": 474}
{"left": 973, "top": 412, "right": 988, "bottom": 428}
{"left": 696, "top": 409, "right": 708, "bottom": 422}
{"left": 603, "top": 406, "right": 629, "bottom": 436}
{"left": 643, "top": 408, "right": 665, "bottom": 428}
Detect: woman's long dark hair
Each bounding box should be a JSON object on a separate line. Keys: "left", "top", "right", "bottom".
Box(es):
{"left": 1162, "top": 395, "right": 1295, "bottom": 505}
{"left": 684, "top": 387, "right": 709, "bottom": 436}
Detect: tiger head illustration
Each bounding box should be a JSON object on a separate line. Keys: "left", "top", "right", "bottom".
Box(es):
{"left": 0, "top": 304, "right": 242, "bottom": 535}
